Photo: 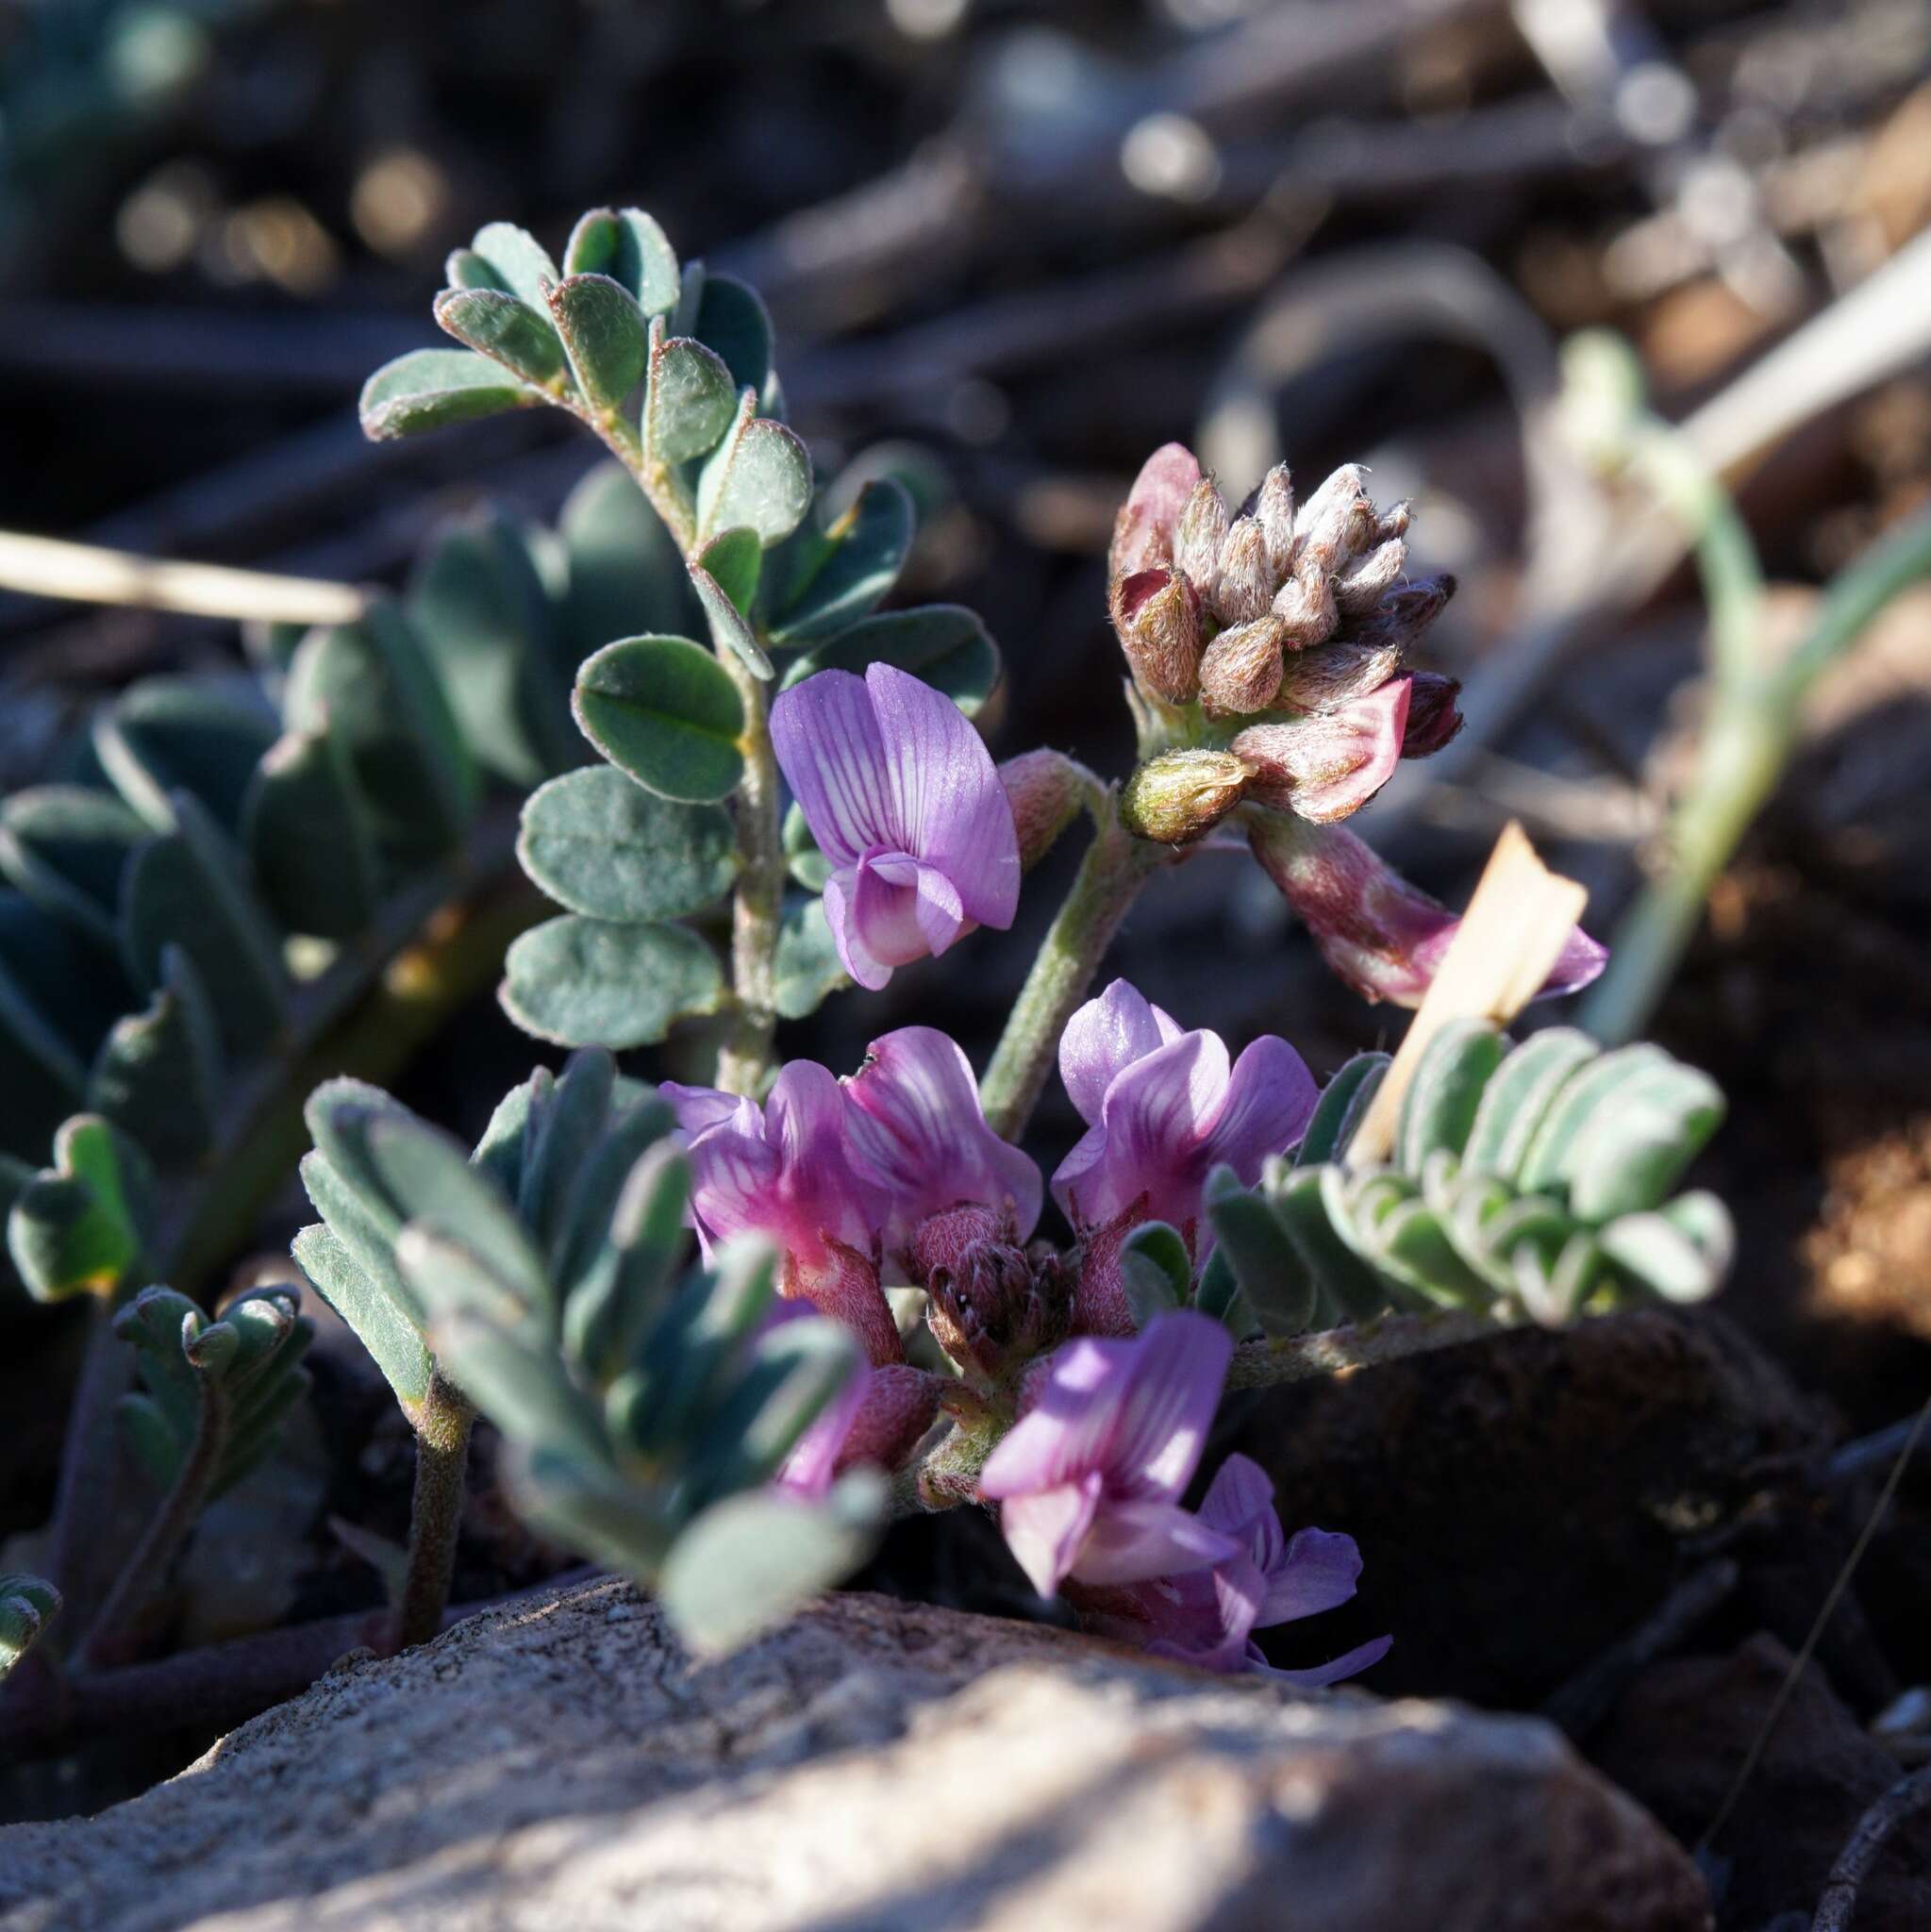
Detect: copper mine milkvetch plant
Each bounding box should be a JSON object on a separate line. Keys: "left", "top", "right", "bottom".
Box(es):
{"left": 0, "top": 206, "right": 1743, "bottom": 1712}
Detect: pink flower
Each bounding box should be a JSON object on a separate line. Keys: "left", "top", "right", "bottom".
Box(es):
{"left": 978, "top": 1310, "right": 1238, "bottom": 1598}
{"left": 661, "top": 1063, "right": 900, "bottom": 1364}
{"left": 1247, "top": 811, "right": 1607, "bottom": 1009}
{"left": 1233, "top": 676, "right": 1413, "bottom": 824}
{"left": 1052, "top": 979, "right": 1318, "bottom": 1238}
{"left": 842, "top": 1025, "right": 1042, "bottom": 1271}
{"left": 1076, "top": 1453, "right": 1392, "bottom": 1687}
{"left": 771, "top": 663, "right": 1021, "bottom": 991}
{"left": 1109, "top": 441, "right": 1203, "bottom": 580}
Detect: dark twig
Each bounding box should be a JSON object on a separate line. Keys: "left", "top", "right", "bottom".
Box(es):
{"left": 1810, "top": 1763, "right": 1931, "bottom": 1931}
{"left": 1540, "top": 1557, "right": 1739, "bottom": 1741}
{"left": 1826, "top": 1415, "right": 1931, "bottom": 1489}
{"left": 1697, "top": 1393, "right": 1931, "bottom": 1861}
{"left": 0, "top": 1567, "right": 600, "bottom": 1759}
{"left": 74, "top": 1375, "right": 229, "bottom": 1674}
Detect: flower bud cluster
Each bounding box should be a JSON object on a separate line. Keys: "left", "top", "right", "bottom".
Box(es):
{"left": 1108, "top": 443, "right": 1468, "bottom": 839}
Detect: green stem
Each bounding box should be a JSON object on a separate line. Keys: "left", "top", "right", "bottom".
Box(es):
{"left": 1583, "top": 500, "right": 1931, "bottom": 1044}
{"left": 608, "top": 414, "right": 781, "bottom": 1097}
{"left": 979, "top": 816, "right": 1164, "bottom": 1142}
{"left": 391, "top": 1373, "right": 475, "bottom": 1653}
{"left": 75, "top": 1374, "right": 228, "bottom": 1672}
{"left": 713, "top": 651, "right": 784, "bottom": 1098}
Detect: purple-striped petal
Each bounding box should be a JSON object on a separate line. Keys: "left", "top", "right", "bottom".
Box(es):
{"left": 820, "top": 868, "right": 889, "bottom": 991}
{"left": 1000, "top": 1476, "right": 1102, "bottom": 1598}
{"left": 774, "top": 665, "right": 1019, "bottom": 991}
{"left": 1072, "top": 1495, "right": 1240, "bottom": 1587}
{"left": 1197, "top": 1453, "right": 1277, "bottom": 1546}
{"left": 1261, "top": 1525, "right": 1365, "bottom": 1626}
{"left": 1200, "top": 1037, "right": 1318, "bottom": 1186}
{"left": 865, "top": 663, "right": 1020, "bottom": 930}
{"left": 847, "top": 848, "right": 968, "bottom": 975}
{"left": 770, "top": 669, "right": 897, "bottom": 867}
{"left": 1107, "top": 1310, "right": 1231, "bottom": 1500}
{"left": 670, "top": 1060, "right": 874, "bottom": 1276}
{"left": 978, "top": 1337, "right": 1127, "bottom": 1499}
{"left": 1253, "top": 1632, "right": 1392, "bottom": 1690}
{"left": 843, "top": 1025, "right": 1042, "bottom": 1252}
{"left": 661, "top": 1082, "right": 757, "bottom": 1140}
{"left": 1058, "top": 978, "right": 1185, "bottom": 1125}
{"left": 1061, "top": 1029, "right": 1230, "bottom": 1230}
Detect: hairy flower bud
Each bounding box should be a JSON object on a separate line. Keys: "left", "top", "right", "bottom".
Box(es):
{"left": 1271, "top": 570, "right": 1340, "bottom": 652}
{"left": 1274, "top": 638, "right": 1403, "bottom": 711}
{"left": 1253, "top": 463, "right": 1296, "bottom": 578}
{"left": 1110, "top": 442, "right": 1201, "bottom": 581}
{"left": 1350, "top": 574, "right": 1455, "bottom": 651}
{"left": 1211, "top": 517, "right": 1273, "bottom": 625}
{"left": 908, "top": 1201, "right": 1013, "bottom": 1285}
{"left": 1197, "top": 617, "right": 1286, "bottom": 718}
{"left": 1334, "top": 536, "right": 1407, "bottom": 617}
{"left": 1232, "top": 677, "right": 1409, "bottom": 824}
{"left": 1000, "top": 749, "right": 1086, "bottom": 871}
{"left": 926, "top": 1238, "right": 1073, "bottom": 1382}
{"left": 1399, "top": 672, "right": 1464, "bottom": 758}
{"left": 1112, "top": 566, "right": 1204, "bottom": 703}
{"left": 1174, "top": 476, "right": 1230, "bottom": 597}
{"left": 1291, "top": 464, "right": 1374, "bottom": 577}
{"left": 1120, "top": 749, "right": 1251, "bottom": 844}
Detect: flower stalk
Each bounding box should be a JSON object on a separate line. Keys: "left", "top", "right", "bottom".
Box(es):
{"left": 391, "top": 1373, "right": 476, "bottom": 1653}
{"left": 75, "top": 1377, "right": 229, "bottom": 1674}
{"left": 978, "top": 814, "right": 1165, "bottom": 1142}
{"left": 714, "top": 649, "right": 785, "bottom": 1096}
{"left": 1580, "top": 424, "right": 1931, "bottom": 1041}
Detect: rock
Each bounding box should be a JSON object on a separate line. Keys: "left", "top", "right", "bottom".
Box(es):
{"left": 0, "top": 1578, "right": 1706, "bottom": 1932}
{"left": 1228, "top": 1308, "right": 1835, "bottom": 1705}
{"left": 1591, "top": 1632, "right": 1931, "bottom": 1930}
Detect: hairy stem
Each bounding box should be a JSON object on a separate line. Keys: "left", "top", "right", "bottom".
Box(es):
{"left": 980, "top": 818, "right": 1163, "bottom": 1141}
{"left": 1223, "top": 1307, "right": 1512, "bottom": 1391}
{"left": 714, "top": 652, "right": 784, "bottom": 1097}
{"left": 75, "top": 1376, "right": 228, "bottom": 1673}
{"left": 391, "top": 1374, "right": 475, "bottom": 1653}
{"left": 607, "top": 413, "right": 781, "bottom": 1096}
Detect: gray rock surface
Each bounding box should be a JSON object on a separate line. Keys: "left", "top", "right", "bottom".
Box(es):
{"left": 0, "top": 1578, "right": 1709, "bottom": 1932}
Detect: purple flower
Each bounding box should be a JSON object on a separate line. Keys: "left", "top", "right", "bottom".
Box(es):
{"left": 842, "top": 1025, "right": 1042, "bottom": 1272}
{"left": 1052, "top": 979, "right": 1318, "bottom": 1238}
{"left": 771, "top": 664, "right": 1021, "bottom": 991}
{"left": 661, "top": 1063, "right": 900, "bottom": 1365}
{"left": 779, "top": 1359, "right": 943, "bottom": 1498}
{"left": 977, "top": 1310, "right": 1238, "bottom": 1598}
{"left": 1247, "top": 811, "right": 1607, "bottom": 1008}
{"left": 1078, "top": 1453, "right": 1392, "bottom": 1687}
